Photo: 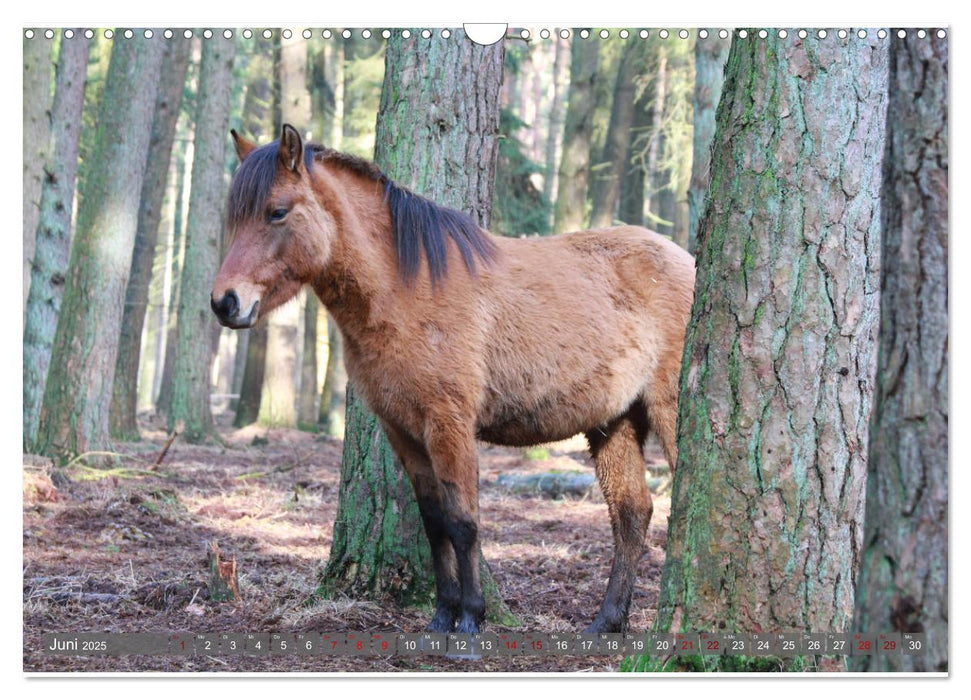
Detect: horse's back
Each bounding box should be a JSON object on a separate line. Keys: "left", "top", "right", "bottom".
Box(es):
{"left": 475, "top": 226, "right": 695, "bottom": 446}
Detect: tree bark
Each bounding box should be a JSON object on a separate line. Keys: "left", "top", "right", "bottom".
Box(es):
{"left": 36, "top": 34, "right": 165, "bottom": 462}
{"left": 23, "top": 32, "right": 90, "bottom": 451}
{"left": 155, "top": 132, "right": 191, "bottom": 417}
{"left": 110, "top": 37, "right": 191, "bottom": 440}
{"left": 654, "top": 33, "right": 888, "bottom": 650}
{"left": 321, "top": 31, "right": 515, "bottom": 624}
{"left": 542, "top": 36, "right": 569, "bottom": 231}
{"left": 552, "top": 35, "right": 599, "bottom": 234}
{"left": 170, "top": 35, "right": 237, "bottom": 443}
{"left": 618, "top": 46, "right": 654, "bottom": 227}
{"left": 688, "top": 32, "right": 731, "bottom": 253}
{"left": 318, "top": 315, "right": 347, "bottom": 437}
{"left": 853, "top": 32, "right": 948, "bottom": 673}
{"left": 589, "top": 41, "right": 638, "bottom": 229}
{"left": 23, "top": 33, "right": 54, "bottom": 320}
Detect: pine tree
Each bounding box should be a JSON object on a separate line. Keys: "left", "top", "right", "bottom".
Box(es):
{"left": 110, "top": 37, "right": 191, "bottom": 440}
{"left": 169, "top": 35, "right": 237, "bottom": 442}
{"left": 36, "top": 34, "right": 165, "bottom": 462}
{"left": 552, "top": 34, "right": 599, "bottom": 234}
{"left": 642, "top": 32, "right": 888, "bottom": 669}
{"left": 320, "top": 32, "right": 515, "bottom": 624}
{"left": 23, "top": 33, "right": 54, "bottom": 320}
{"left": 853, "top": 30, "right": 948, "bottom": 673}
{"left": 23, "top": 31, "right": 90, "bottom": 450}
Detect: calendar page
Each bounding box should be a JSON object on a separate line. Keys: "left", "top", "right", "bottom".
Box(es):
{"left": 20, "top": 11, "right": 948, "bottom": 678}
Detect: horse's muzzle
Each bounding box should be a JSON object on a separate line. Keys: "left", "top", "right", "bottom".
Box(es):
{"left": 210, "top": 290, "right": 259, "bottom": 329}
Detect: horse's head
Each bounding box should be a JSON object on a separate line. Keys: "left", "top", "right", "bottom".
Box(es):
{"left": 211, "top": 124, "right": 335, "bottom": 329}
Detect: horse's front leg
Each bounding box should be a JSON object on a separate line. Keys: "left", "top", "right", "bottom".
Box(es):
{"left": 381, "top": 421, "right": 462, "bottom": 633}
{"left": 427, "top": 427, "right": 485, "bottom": 635}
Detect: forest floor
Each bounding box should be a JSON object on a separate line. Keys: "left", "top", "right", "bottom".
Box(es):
{"left": 22, "top": 414, "right": 671, "bottom": 674}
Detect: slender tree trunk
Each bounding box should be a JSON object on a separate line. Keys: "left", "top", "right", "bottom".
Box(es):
{"left": 542, "top": 36, "right": 569, "bottom": 231}
{"left": 170, "top": 35, "right": 237, "bottom": 442}
{"left": 23, "top": 32, "right": 90, "bottom": 451}
{"left": 23, "top": 34, "right": 54, "bottom": 321}
{"left": 652, "top": 33, "right": 888, "bottom": 658}
{"left": 645, "top": 49, "right": 667, "bottom": 232}
{"left": 553, "top": 35, "right": 599, "bottom": 234}
{"left": 853, "top": 32, "right": 948, "bottom": 673}
{"left": 110, "top": 37, "right": 191, "bottom": 440}
{"left": 156, "top": 134, "right": 191, "bottom": 416}
{"left": 36, "top": 35, "right": 165, "bottom": 462}
{"left": 321, "top": 31, "right": 515, "bottom": 624}
{"left": 319, "top": 315, "right": 347, "bottom": 436}
{"left": 257, "top": 34, "right": 310, "bottom": 429}
{"left": 618, "top": 46, "right": 654, "bottom": 227}
{"left": 230, "top": 38, "right": 275, "bottom": 425}
{"left": 589, "top": 41, "right": 638, "bottom": 228}
{"left": 234, "top": 323, "right": 268, "bottom": 427}
{"left": 688, "top": 32, "right": 731, "bottom": 253}
{"left": 299, "top": 294, "right": 320, "bottom": 427}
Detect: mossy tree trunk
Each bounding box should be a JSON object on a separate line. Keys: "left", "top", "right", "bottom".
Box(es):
{"left": 23, "top": 31, "right": 90, "bottom": 451}
{"left": 23, "top": 33, "right": 53, "bottom": 321}
{"left": 687, "top": 31, "right": 730, "bottom": 254}
{"left": 36, "top": 34, "right": 165, "bottom": 462}
{"left": 110, "top": 37, "right": 191, "bottom": 441}
{"left": 169, "top": 35, "right": 237, "bottom": 442}
{"left": 320, "top": 30, "right": 516, "bottom": 624}
{"left": 652, "top": 32, "right": 888, "bottom": 657}
{"left": 853, "top": 31, "right": 948, "bottom": 673}
{"left": 552, "top": 34, "right": 599, "bottom": 234}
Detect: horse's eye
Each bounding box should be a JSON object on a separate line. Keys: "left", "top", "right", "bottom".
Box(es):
{"left": 269, "top": 208, "right": 288, "bottom": 223}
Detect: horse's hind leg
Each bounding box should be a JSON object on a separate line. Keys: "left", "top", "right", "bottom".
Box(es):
{"left": 381, "top": 421, "right": 462, "bottom": 632}
{"left": 585, "top": 406, "right": 652, "bottom": 633}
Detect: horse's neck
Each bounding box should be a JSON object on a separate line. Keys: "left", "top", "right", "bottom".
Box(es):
{"left": 310, "top": 165, "right": 399, "bottom": 342}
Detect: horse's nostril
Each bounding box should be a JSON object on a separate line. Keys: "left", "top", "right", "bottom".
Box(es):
{"left": 211, "top": 290, "right": 240, "bottom": 319}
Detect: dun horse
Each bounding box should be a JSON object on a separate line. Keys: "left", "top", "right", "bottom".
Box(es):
{"left": 211, "top": 125, "right": 695, "bottom": 634}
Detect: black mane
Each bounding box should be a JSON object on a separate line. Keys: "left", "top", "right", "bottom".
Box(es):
{"left": 227, "top": 141, "right": 496, "bottom": 284}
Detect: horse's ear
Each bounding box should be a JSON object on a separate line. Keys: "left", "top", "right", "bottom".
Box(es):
{"left": 231, "top": 129, "right": 256, "bottom": 161}
{"left": 279, "top": 124, "right": 303, "bottom": 173}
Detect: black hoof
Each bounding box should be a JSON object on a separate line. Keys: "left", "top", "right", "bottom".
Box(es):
{"left": 455, "top": 612, "right": 482, "bottom": 635}
{"left": 426, "top": 606, "right": 458, "bottom": 633}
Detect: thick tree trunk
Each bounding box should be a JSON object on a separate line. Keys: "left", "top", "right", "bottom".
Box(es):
{"left": 853, "top": 32, "right": 948, "bottom": 673}
{"left": 654, "top": 33, "right": 888, "bottom": 652}
{"left": 23, "top": 34, "right": 53, "bottom": 320}
{"left": 688, "top": 32, "right": 731, "bottom": 253}
{"left": 321, "top": 31, "right": 515, "bottom": 624}
{"left": 23, "top": 32, "right": 90, "bottom": 451}
{"left": 36, "top": 35, "right": 165, "bottom": 462}
{"left": 170, "top": 36, "right": 237, "bottom": 443}
{"left": 110, "top": 37, "right": 191, "bottom": 440}
{"left": 318, "top": 384, "right": 436, "bottom": 603}
{"left": 589, "top": 41, "right": 638, "bottom": 229}
{"left": 552, "top": 35, "right": 599, "bottom": 234}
